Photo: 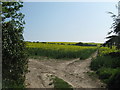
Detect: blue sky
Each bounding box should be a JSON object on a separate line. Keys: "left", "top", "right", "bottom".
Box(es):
{"left": 22, "top": 2, "right": 118, "bottom": 43}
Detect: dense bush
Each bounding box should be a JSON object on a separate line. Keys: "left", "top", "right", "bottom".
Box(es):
{"left": 96, "top": 68, "right": 119, "bottom": 83}
{"left": 90, "top": 47, "right": 120, "bottom": 88}
{"left": 108, "top": 70, "right": 120, "bottom": 88}
{"left": 90, "top": 55, "right": 120, "bottom": 70}
{"left": 2, "top": 2, "right": 28, "bottom": 88}
{"left": 106, "top": 52, "right": 120, "bottom": 58}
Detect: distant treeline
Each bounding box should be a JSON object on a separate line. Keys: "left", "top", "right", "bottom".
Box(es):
{"left": 25, "top": 41, "right": 100, "bottom": 47}
{"left": 74, "top": 42, "right": 97, "bottom": 46}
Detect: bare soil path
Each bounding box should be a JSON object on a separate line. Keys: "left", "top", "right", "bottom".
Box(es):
{"left": 25, "top": 51, "right": 106, "bottom": 88}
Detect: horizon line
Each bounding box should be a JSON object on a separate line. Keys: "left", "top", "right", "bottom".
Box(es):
{"left": 24, "top": 40, "right": 104, "bottom": 43}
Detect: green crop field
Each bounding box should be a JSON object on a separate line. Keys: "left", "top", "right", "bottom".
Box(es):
{"left": 26, "top": 42, "right": 97, "bottom": 59}
{"left": 98, "top": 47, "right": 118, "bottom": 56}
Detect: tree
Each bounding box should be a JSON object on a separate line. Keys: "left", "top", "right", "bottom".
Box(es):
{"left": 104, "top": 3, "right": 120, "bottom": 49}
{"left": 103, "top": 3, "right": 120, "bottom": 88}
{"left": 2, "top": 2, "right": 28, "bottom": 88}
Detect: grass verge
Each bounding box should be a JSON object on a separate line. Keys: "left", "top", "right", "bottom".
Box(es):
{"left": 90, "top": 49, "right": 120, "bottom": 88}
{"left": 53, "top": 76, "right": 73, "bottom": 90}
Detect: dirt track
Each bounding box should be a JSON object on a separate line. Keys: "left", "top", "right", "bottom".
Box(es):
{"left": 25, "top": 51, "right": 106, "bottom": 88}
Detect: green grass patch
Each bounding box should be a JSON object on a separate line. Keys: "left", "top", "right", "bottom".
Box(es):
{"left": 96, "top": 68, "right": 119, "bottom": 83}
{"left": 90, "top": 55, "right": 120, "bottom": 71}
{"left": 53, "top": 76, "right": 73, "bottom": 90}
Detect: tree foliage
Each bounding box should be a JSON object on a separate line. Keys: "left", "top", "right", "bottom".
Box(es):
{"left": 2, "top": 2, "right": 28, "bottom": 88}
{"left": 103, "top": 10, "right": 120, "bottom": 49}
